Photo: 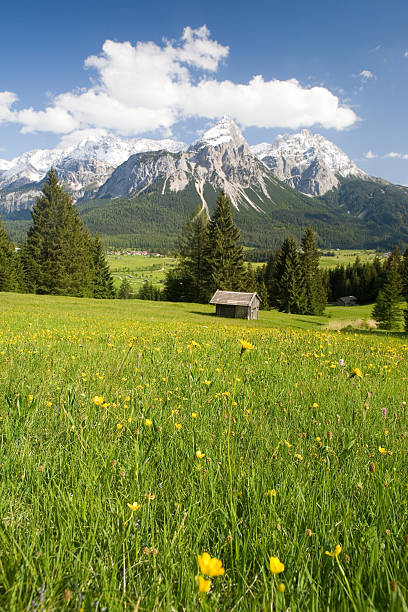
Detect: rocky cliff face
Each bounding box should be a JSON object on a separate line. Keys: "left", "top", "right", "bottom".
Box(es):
{"left": 0, "top": 133, "right": 186, "bottom": 213}
{"left": 97, "top": 116, "right": 273, "bottom": 212}
{"left": 251, "top": 130, "right": 368, "bottom": 196}
{"left": 0, "top": 119, "right": 374, "bottom": 216}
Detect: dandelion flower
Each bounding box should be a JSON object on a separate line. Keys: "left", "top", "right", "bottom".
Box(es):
{"left": 198, "top": 552, "right": 225, "bottom": 577}
{"left": 269, "top": 556, "right": 285, "bottom": 574}
{"left": 351, "top": 368, "right": 363, "bottom": 378}
{"left": 239, "top": 339, "right": 254, "bottom": 353}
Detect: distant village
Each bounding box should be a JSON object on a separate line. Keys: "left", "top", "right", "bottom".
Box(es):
{"left": 106, "top": 249, "right": 164, "bottom": 257}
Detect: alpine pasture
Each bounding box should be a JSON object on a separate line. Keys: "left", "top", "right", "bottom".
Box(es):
{"left": 0, "top": 293, "right": 407, "bottom": 610}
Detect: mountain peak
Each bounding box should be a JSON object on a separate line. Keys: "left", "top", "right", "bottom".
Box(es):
{"left": 194, "top": 115, "right": 247, "bottom": 149}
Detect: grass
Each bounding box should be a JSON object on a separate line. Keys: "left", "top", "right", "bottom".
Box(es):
{"left": 107, "top": 255, "right": 177, "bottom": 290}
{"left": 106, "top": 250, "right": 387, "bottom": 293}
{"left": 0, "top": 292, "right": 407, "bottom": 611}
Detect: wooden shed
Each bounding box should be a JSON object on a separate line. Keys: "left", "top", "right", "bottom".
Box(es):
{"left": 210, "top": 290, "right": 261, "bottom": 320}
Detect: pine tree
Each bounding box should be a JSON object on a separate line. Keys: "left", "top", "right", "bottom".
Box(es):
{"left": 0, "top": 218, "right": 21, "bottom": 292}
{"left": 118, "top": 278, "right": 132, "bottom": 299}
{"left": 164, "top": 207, "right": 209, "bottom": 303}
{"left": 92, "top": 235, "right": 115, "bottom": 298}
{"left": 22, "top": 169, "right": 94, "bottom": 296}
{"left": 275, "top": 237, "right": 306, "bottom": 314}
{"left": 203, "top": 191, "right": 244, "bottom": 294}
{"left": 179, "top": 207, "right": 209, "bottom": 302}
{"left": 372, "top": 254, "right": 403, "bottom": 330}
{"left": 264, "top": 250, "right": 280, "bottom": 308}
{"left": 300, "top": 227, "right": 326, "bottom": 314}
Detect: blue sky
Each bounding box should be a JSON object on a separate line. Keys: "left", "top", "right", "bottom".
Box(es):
{"left": 1, "top": 0, "right": 408, "bottom": 184}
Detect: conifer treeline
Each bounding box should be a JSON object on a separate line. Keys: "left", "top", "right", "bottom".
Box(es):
{"left": 164, "top": 192, "right": 327, "bottom": 314}
{"left": 0, "top": 170, "right": 115, "bottom": 298}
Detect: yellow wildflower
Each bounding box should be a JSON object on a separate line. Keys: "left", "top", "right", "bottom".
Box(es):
{"left": 117, "top": 423, "right": 123, "bottom": 430}
{"left": 352, "top": 368, "right": 363, "bottom": 378}
{"left": 378, "top": 446, "right": 387, "bottom": 454}
{"left": 93, "top": 396, "right": 104, "bottom": 406}
{"left": 239, "top": 339, "right": 254, "bottom": 353}
{"left": 196, "top": 450, "right": 205, "bottom": 459}
{"left": 269, "top": 556, "right": 285, "bottom": 574}
{"left": 265, "top": 489, "right": 276, "bottom": 497}
{"left": 145, "top": 419, "right": 152, "bottom": 427}
{"left": 312, "top": 403, "right": 319, "bottom": 408}
{"left": 284, "top": 440, "right": 292, "bottom": 448}
{"left": 278, "top": 583, "right": 285, "bottom": 593}
{"left": 28, "top": 395, "right": 33, "bottom": 402}
{"left": 196, "top": 576, "right": 211, "bottom": 593}
{"left": 192, "top": 412, "right": 198, "bottom": 418}
{"left": 198, "top": 552, "right": 225, "bottom": 577}
{"left": 294, "top": 453, "right": 303, "bottom": 460}
{"left": 175, "top": 422, "right": 182, "bottom": 430}
{"left": 127, "top": 502, "right": 140, "bottom": 511}
{"left": 325, "top": 544, "right": 342, "bottom": 557}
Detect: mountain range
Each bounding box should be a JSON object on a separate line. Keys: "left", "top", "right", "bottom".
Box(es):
{"left": 1, "top": 117, "right": 408, "bottom": 250}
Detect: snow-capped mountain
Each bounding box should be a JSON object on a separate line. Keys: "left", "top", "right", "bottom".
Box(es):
{"left": 251, "top": 130, "right": 368, "bottom": 196}
{"left": 97, "top": 116, "right": 273, "bottom": 212}
{"left": 0, "top": 133, "right": 186, "bottom": 214}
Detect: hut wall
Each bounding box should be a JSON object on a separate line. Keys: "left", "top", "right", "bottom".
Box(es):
{"left": 216, "top": 304, "right": 236, "bottom": 318}
{"left": 235, "top": 305, "right": 250, "bottom": 319}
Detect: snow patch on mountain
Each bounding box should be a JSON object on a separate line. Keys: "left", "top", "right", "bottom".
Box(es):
{"left": 251, "top": 129, "right": 368, "bottom": 195}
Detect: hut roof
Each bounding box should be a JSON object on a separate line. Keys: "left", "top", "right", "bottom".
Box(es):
{"left": 209, "top": 290, "right": 261, "bottom": 306}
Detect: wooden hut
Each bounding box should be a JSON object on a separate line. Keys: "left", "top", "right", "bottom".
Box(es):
{"left": 210, "top": 290, "right": 261, "bottom": 320}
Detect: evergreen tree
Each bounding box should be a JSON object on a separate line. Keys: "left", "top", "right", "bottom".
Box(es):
{"left": 264, "top": 250, "right": 280, "bottom": 308}
{"left": 92, "top": 235, "right": 115, "bottom": 298}
{"left": 164, "top": 207, "right": 209, "bottom": 303}
{"left": 275, "top": 237, "right": 306, "bottom": 314}
{"left": 372, "top": 254, "right": 403, "bottom": 330}
{"left": 0, "top": 218, "right": 22, "bottom": 292}
{"left": 22, "top": 169, "right": 94, "bottom": 296}
{"left": 179, "top": 207, "right": 209, "bottom": 302}
{"left": 137, "top": 281, "right": 162, "bottom": 301}
{"left": 118, "top": 278, "right": 132, "bottom": 299}
{"left": 300, "top": 227, "right": 326, "bottom": 314}
{"left": 203, "top": 191, "right": 245, "bottom": 295}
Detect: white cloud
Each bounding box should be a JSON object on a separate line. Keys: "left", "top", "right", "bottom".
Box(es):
{"left": 359, "top": 70, "right": 376, "bottom": 82}
{"left": 0, "top": 91, "right": 18, "bottom": 123}
{"left": 385, "top": 151, "right": 408, "bottom": 159}
{"left": 404, "top": 50, "right": 408, "bottom": 57}
{"left": 0, "top": 26, "right": 358, "bottom": 136}
{"left": 365, "top": 150, "right": 377, "bottom": 159}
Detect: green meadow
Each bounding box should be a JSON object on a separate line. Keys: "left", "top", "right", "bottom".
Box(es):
{"left": 107, "top": 249, "right": 388, "bottom": 292}
{"left": 0, "top": 292, "right": 407, "bottom": 611}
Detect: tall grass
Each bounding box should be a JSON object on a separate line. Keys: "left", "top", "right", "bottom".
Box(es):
{"left": 0, "top": 293, "right": 407, "bottom": 610}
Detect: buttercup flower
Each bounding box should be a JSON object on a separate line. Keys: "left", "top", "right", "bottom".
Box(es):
{"left": 196, "top": 576, "right": 211, "bottom": 593}
{"left": 196, "top": 450, "right": 205, "bottom": 459}
{"left": 93, "top": 396, "right": 104, "bottom": 406}
{"left": 325, "top": 544, "right": 342, "bottom": 557}
{"left": 269, "top": 556, "right": 285, "bottom": 574}
{"left": 198, "top": 552, "right": 225, "bottom": 577}
{"left": 127, "top": 502, "right": 140, "bottom": 511}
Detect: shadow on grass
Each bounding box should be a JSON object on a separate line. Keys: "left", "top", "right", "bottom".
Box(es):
{"left": 190, "top": 311, "right": 216, "bottom": 317}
